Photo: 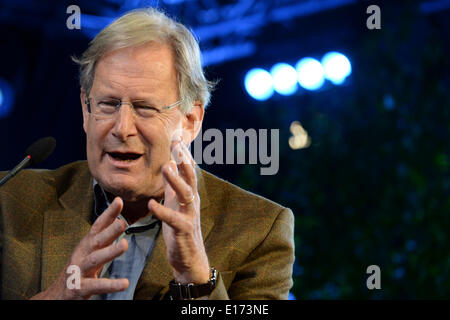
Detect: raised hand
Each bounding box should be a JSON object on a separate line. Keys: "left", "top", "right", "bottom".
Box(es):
{"left": 148, "top": 140, "right": 210, "bottom": 284}
{"left": 31, "top": 197, "right": 129, "bottom": 299}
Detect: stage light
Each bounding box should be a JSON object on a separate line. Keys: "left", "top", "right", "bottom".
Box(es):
{"left": 321, "top": 51, "right": 352, "bottom": 85}
{"left": 244, "top": 68, "right": 274, "bottom": 101}
{"left": 296, "top": 57, "right": 325, "bottom": 90}
{"left": 270, "top": 63, "right": 298, "bottom": 95}
{"left": 289, "top": 121, "right": 311, "bottom": 150}
{"left": 383, "top": 94, "right": 395, "bottom": 110}
{"left": 0, "top": 78, "right": 14, "bottom": 118}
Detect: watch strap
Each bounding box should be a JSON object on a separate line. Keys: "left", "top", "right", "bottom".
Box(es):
{"left": 169, "top": 267, "right": 216, "bottom": 300}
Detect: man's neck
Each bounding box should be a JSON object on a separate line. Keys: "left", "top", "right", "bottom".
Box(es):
{"left": 104, "top": 192, "right": 162, "bottom": 226}
{"left": 120, "top": 199, "right": 153, "bottom": 225}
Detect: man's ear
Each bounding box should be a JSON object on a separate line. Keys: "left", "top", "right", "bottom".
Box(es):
{"left": 80, "top": 88, "right": 88, "bottom": 134}
{"left": 181, "top": 101, "right": 204, "bottom": 145}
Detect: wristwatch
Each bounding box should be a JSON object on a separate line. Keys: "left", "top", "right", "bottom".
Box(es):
{"left": 169, "top": 267, "right": 217, "bottom": 300}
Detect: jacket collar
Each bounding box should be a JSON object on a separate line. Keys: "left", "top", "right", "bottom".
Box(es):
{"left": 41, "top": 162, "right": 94, "bottom": 290}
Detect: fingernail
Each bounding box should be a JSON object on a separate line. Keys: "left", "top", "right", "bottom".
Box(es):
{"left": 168, "top": 161, "right": 178, "bottom": 174}
{"left": 116, "top": 240, "right": 123, "bottom": 250}
{"left": 114, "top": 197, "right": 123, "bottom": 208}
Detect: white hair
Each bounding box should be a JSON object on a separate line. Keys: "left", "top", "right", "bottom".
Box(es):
{"left": 72, "top": 7, "right": 216, "bottom": 112}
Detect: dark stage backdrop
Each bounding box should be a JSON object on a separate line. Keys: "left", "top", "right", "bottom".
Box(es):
{"left": 0, "top": 0, "right": 449, "bottom": 299}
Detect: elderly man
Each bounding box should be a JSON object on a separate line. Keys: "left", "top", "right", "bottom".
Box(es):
{"left": 0, "top": 8, "right": 294, "bottom": 300}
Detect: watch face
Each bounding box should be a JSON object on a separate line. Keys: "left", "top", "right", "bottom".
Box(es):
{"left": 210, "top": 267, "right": 217, "bottom": 286}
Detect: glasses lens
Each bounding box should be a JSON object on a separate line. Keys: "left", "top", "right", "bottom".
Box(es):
{"left": 89, "top": 98, "right": 165, "bottom": 119}
{"left": 132, "top": 102, "right": 159, "bottom": 118}
{"left": 95, "top": 99, "right": 119, "bottom": 117}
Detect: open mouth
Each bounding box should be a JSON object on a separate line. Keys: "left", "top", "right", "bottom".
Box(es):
{"left": 107, "top": 152, "right": 143, "bottom": 162}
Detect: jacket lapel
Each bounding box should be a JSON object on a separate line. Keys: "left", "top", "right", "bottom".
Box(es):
{"left": 40, "top": 164, "right": 94, "bottom": 291}
{"left": 134, "top": 167, "right": 215, "bottom": 299}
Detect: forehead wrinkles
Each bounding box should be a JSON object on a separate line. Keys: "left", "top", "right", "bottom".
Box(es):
{"left": 93, "top": 44, "right": 178, "bottom": 96}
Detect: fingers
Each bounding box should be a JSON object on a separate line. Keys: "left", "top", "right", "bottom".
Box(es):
{"left": 162, "top": 163, "right": 195, "bottom": 207}
{"left": 171, "top": 140, "right": 197, "bottom": 190}
{"left": 76, "top": 278, "right": 129, "bottom": 297}
{"left": 164, "top": 140, "right": 199, "bottom": 209}
{"left": 81, "top": 238, "right": 128, "bottom": 275}
{"left": 59, "top": 197, "right": 131, "bottom": 299}
{"left": 90, "top": 218, "right": 127, "bottom": 251}
{"left": 67, "top": 197, "right": 129, "bottom": 297}
{"left": 149, "top": 199, "right": 190, "bottom": 231}
{"left": 90, "top": 197, "right": 123, "bottom": 235}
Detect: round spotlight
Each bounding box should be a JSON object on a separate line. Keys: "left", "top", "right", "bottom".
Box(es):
{"left": 296, "top": 58, "right": 325, "bottom": 91}
{"left": 244, "top": 68, "right": 274, "bottom": 101}
{"left": 0, "top": 78, "right": 14, "bottom": 118}
{"left": 321, "top": 52, "right": 352, "bottom": 85}
{"left": 270, "top": 63, "right": 298, "bottom": 95}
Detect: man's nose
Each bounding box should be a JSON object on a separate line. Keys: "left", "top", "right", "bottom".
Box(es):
{"left": 111, "top": 104, "right": 138, "bottom": 141}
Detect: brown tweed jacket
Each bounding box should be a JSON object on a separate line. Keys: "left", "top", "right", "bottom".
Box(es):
{"left": 0, "top": 161, "right": 294, "bottom": 300}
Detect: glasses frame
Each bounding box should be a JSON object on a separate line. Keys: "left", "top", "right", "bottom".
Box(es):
{"left": 85, "top": 96, "right": 183, "bottom": 119}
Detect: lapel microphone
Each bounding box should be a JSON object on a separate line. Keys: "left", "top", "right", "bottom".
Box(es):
{"left": 0, "top": 136, "right": 56, "bottom": 187}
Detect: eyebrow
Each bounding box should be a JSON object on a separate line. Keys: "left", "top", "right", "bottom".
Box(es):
{"left": 94, "top": 91, "right": 159, "bottom": 104}
{"left": 93, "top": 81, "right": 158, "bottom": 100}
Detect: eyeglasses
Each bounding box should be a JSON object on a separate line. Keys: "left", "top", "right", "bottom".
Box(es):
{"left": 85, "top": 96, "right": 183, "bottom": 120}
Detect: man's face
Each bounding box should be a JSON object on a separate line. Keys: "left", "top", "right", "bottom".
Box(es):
{"left": 81, "top": 41, "right": 191, "bottom": 202}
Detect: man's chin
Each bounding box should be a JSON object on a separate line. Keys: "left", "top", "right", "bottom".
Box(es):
{"left": 106, "top": 186, "right": 140, "bottom": 202}
{"left": 98, "top": 175, "right": 163, "bottom": 203}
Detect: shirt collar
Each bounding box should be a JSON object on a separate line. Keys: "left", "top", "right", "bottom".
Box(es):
{"left": 92, "top": 179, "right": 160, "bottom": 233}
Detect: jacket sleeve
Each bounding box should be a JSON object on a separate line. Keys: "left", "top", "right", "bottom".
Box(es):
{"left": 208, "top": 207, "right": 295, "bottom": 300}
{"left": 0, "top": 171, "right": 6, "bottom": 300}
